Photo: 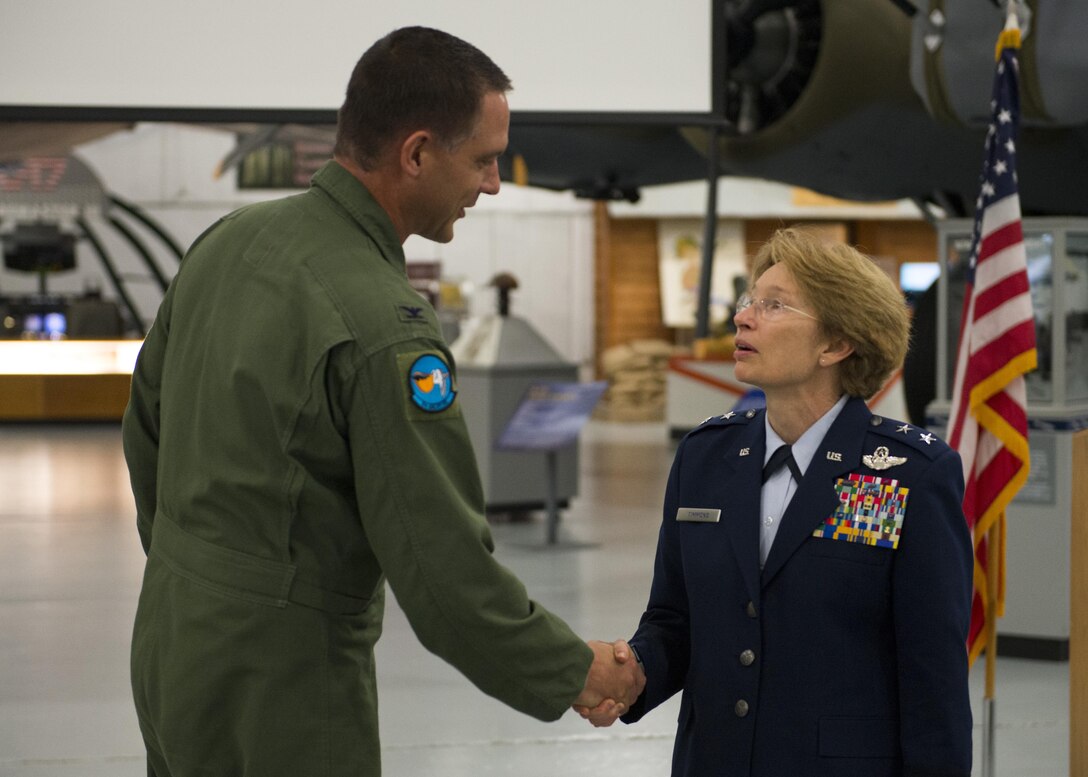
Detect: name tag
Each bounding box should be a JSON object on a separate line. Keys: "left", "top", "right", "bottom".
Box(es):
{"left": 676, "top": 507, "right": 721, "bottom": 523}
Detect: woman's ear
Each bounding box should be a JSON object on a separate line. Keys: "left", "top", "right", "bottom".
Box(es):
{"left": 819, "top": 337, "right": 854, "bottom": 367}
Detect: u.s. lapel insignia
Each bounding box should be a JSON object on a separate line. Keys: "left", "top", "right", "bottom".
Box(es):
{"left": 739, "top": 447, "right": 751, "bottom": 456}
{"left": 826, "top": 451, "right": 843, "bottom": 462}
{"left": 862, "top": 445, "right": 907, "bottom": 471}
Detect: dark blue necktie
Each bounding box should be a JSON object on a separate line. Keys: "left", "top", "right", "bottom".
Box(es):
{"left": 763, "top": 444, "right": 802, "bottom": 484}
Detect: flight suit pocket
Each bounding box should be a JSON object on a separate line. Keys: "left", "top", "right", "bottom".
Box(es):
{"left": 150, "top": 512, "right": 295, "bottom": 608}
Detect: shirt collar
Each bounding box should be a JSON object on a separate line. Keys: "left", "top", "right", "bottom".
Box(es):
{"left": 310, "top": 160, "right": 405, "bottom": 273}
{"left": 763, "top": 394, "right": 849, "bottom": 476}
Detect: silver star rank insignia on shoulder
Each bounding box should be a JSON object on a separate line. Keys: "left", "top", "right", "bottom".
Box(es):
{"left": 896, "top": 424, "right": 911, "bottom": 434}
{"left": 863, "top": 445, "right": 907, "bottom": 471}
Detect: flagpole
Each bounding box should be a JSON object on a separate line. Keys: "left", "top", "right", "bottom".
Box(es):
{"left": 946, "top": 2, "right": 1035, "bottom": 772}
{"left": 982, "top": 518, "right": 1001, "bottom": 777}
{"left": 980, "top": 10, "right": 1023, "bottom": 776}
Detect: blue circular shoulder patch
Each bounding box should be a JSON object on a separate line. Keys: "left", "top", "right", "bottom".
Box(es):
{"left": 408, "top": 354, "right": 456, "bottom": 413}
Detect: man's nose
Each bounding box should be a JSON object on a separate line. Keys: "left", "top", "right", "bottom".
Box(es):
{"left": 481, "top": 161, "right": 501, "bottom": 195}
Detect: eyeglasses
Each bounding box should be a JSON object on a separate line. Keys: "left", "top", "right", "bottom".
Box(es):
{"left": 735, "top": 294, "right": 817, "bottom": 321}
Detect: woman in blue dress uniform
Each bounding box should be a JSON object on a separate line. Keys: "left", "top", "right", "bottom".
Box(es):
{"left": 582, "top": 228, "right": 973, "bottom": 777}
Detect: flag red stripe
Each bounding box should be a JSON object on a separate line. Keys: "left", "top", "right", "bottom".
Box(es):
{"left": 984, "top": 390, "right": 1028, "bottom": 430}
{"left": 973, "top": 272, "right": 1030, "bottom": 320}
{"left": 946, "top": 287, "right": 977, "bottom": 451}
{"left": 971, "top": 448, "right": 1026, "bottom": 513}
{"left": 960, "top": 320, "right": 1037, "bottom": 389}
{"left": 977, "top": 220, "right": 1023, "bottom": 265}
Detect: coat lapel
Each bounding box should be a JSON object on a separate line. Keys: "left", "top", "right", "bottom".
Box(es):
{"left": 760, "top": 397, "right": 872, "bottom": 588}
{"left": 716, "top": 419, "right": 766, "bottom": 605}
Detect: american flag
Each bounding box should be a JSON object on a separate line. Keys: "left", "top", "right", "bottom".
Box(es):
{"left": 946, "top": 19, "right": 1038, "bottom": 665}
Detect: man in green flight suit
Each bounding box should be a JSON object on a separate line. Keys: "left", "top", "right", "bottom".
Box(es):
{"left": 122, "top": 26, "right": 642, "bottom": 777}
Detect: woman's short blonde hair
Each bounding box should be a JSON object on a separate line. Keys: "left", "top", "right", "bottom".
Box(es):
{"left": 750, "top": 228, "right": 910, "bottom": 399}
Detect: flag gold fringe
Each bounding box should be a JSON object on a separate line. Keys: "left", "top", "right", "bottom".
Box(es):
{"left": 995, "top": 24, "right": 1021, "bottom": 60}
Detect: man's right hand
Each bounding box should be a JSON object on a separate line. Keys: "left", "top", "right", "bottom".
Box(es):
{"left": 572, "top": 639, "right": 645, "bottom": 724}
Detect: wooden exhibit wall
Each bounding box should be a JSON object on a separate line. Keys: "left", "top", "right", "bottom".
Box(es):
{"left": 595, "top": 211, "right": 940, "bottom": 375}
{"left": 1072, "top": 429, "right": 1087, "bottom": 776}
{"left": 593, "top": 202, "right": 671, "bottom": 368}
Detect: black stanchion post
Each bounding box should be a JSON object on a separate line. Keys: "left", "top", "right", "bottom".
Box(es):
{"left": 545, "top": 450, "right": 560, "bottom": 545}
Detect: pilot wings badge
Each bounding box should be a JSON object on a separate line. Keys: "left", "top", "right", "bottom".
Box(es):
{"left": 862, "top": 446, "right": 907, "bottom": 471}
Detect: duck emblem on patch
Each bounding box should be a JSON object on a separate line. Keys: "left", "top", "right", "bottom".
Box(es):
{"left": 408, "top": 354, "right": 456, "bottom": 412}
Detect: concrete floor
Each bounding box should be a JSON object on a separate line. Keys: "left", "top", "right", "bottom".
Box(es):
{"left": 0, "top": 421, "right": 1069, "bottom": 776}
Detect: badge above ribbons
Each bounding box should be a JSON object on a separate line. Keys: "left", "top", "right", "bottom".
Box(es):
{"left": 813, "top": 474, "right": 909, "bottom": 549}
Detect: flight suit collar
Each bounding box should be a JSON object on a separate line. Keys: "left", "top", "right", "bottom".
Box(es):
{"left": 310, "top": 160, "right": 406, "bottom": 274}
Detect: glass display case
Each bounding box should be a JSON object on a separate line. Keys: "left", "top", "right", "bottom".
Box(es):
{"left": 936, "top": 218, "right": 1088, "bottom": 416}
{"left": 931, "top": 218, "right": 1088, "bottom": 659}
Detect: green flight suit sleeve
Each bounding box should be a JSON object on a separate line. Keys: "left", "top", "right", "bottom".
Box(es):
{"left": 122, "top": 284, "right": 174, "bottom": 554}
{"left": 333, "top": 337, "right": 593, "bottom": 721}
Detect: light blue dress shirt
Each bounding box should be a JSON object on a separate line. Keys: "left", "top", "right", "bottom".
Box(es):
{"left": 759, "top": 394, "right": 849, "bottom": 567}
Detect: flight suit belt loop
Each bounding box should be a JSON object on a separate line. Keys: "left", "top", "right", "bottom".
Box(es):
{"left": 150, "top": 513, "right": 371, "bottom": 614}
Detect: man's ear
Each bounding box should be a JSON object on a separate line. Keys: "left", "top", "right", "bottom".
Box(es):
{"left": 399, "top": 131, "right": 431, "bottom": 179}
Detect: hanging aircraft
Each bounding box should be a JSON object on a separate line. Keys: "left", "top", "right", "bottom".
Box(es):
{"left": 499, "top": 0, "right": 1088, "bottom": 218}
{"left": 1, "top": 0, "right": 1083, "bottom": 216}
{"left": 1, "top": 0, "right": 1085, "bottom": 332}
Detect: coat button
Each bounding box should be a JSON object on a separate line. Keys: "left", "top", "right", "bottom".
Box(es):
{"left": 739, "top": 649, "right": 756, "bottom": 666}
{"left": 734, "top": 699, "right": 749, "bottom": 717}
{"left": 746, "top": 601, "right": 757, "bottom": 618}
{"left": 870, "top": 415, "right": 884, "bottom": 426}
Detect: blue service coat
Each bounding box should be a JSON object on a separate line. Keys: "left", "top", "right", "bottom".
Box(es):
{"left": 623, "top": 397, "right": 973, "bottom": 777}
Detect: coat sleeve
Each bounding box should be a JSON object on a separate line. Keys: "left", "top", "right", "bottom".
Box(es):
{"left": 893, "top": 446, "right": 974, "bottom": 776}
{"left": 121, "top": 285, "right": 174, "bottom": 555}
{"left": 334, "top": 337, "right": 592, "bottom": 721}
{"left": 623, "top": 442, "right": 692, "bottom": 722}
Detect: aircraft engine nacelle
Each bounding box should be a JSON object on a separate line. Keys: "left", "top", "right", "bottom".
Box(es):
{"left": 686, "top": 0, "right": 983, "bottom": 208}
{"left": 910, "top": 0, "right": 1088, "bottom": 129}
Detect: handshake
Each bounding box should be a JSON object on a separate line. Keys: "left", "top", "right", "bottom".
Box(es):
{"left": 572, "top": 639, "right": 646, "bottom": 728}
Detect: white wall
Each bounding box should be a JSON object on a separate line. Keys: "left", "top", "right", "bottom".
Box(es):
{"left": 1, "top": 124, "right": 597, "bottom": 365}
{"left": 0, "top": 0, "right": 711, "bottom": 114}
{"left": 404, "top": 187, "right": 595, "bottom": 363}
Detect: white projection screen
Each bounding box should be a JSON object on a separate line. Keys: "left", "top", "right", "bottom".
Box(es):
{"left": 0, "top": 0, "right": 713, "bottom": 117}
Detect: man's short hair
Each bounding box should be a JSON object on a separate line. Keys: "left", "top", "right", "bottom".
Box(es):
{"left": 334, "top": 26, "right": 512, "bottom": 170}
